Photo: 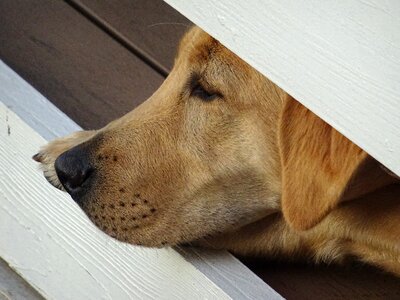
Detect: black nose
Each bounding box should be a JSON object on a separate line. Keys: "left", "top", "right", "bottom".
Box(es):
{"left": 55, "top": 147, "right": 93, "bottom": 194}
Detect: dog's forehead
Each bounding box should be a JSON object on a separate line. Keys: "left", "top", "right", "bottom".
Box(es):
{"left": 178, "top": 27, "right": 223, "bottom": 63}
{"left": 177, "top": 26, "right": 250, "bottom": 75}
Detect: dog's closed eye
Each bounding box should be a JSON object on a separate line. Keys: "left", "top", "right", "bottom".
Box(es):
{"left": 189, "top": 74, "right": 222, "bottom": 101}
{"left": 191, "top": 82, "right": 220, "bottom": 101}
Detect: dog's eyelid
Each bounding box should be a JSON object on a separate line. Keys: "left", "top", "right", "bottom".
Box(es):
{"left": 191, "top": 83, "right": 221, "bottom": 101}
{"left": 188, "top": 74, "right": 222, "bottom": 101}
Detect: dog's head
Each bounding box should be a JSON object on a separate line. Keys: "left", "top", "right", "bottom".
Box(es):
{"left": 35, "top": 26, "right": 396, "bottom": 248}
{"left": 35, "top": 27, "right": 285, "bottom": 247}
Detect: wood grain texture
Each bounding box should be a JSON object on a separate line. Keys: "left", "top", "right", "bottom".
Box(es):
{"left": 165, "top": 0, "right": 400, "bottom": 176}
{"left": 0, "top": 102, "right": 230, "bottom": 300}
{"left": 0, "top": 60, "right": 281, "bottom": 299}
{"left": 76, "top": 0, "right": 191, "bottom": 72}
{"left": 0, "top": 0, "right": 164, "bottom": 130}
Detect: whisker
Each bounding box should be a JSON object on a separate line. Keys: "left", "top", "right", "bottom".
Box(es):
{"left": 147, "top": 22, "right": 190, "bottom": 29}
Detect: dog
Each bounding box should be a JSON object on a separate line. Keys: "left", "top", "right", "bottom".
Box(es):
{"left": 33, "top": 26, "right": 400, "bottom": 275}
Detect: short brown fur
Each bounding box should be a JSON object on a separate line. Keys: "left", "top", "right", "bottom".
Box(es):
{"left": 35, "top": 27, "right": 400, "bottom": 275}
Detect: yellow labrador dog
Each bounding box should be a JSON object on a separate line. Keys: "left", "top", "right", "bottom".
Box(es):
{"left": 34, "top": 26, "right": 400, "bottom": 275}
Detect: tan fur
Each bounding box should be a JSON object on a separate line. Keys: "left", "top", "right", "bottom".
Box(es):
{"left": 34, "top": 26, "right": 400, "bottom": 275}
{"left": 279, "top": 96, "right": 396, "bottom": 230}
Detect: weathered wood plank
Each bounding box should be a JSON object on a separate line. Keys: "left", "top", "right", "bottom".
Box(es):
{"left": 75, "top": 0, "right": 191, "bottom": 72}
{"left": 165, "top": 0, "right": 400, "bottom": 177}
{"left": 0, "top": 102, "right": 231, "bottom": 300}
{"left": 0, "top": 0, "right": 164, "bottom": 129}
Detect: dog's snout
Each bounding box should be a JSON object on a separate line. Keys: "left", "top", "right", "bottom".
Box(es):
{"left": 55, "top": 148, "right": 93, "bottom": 195}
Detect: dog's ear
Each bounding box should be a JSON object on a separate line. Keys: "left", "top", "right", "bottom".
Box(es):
{"left": 278, "top": 96, "right": 369, "bottom": 231}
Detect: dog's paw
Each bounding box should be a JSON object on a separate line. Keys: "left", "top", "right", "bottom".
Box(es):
{"left": 33, "top": 130, "right": 97, "bottom": 190}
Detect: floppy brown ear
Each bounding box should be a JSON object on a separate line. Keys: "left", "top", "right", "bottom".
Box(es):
{"left": 278, "top": 96, "right": 369, "bottom": 231}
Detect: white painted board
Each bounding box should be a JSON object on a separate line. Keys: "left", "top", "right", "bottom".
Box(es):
{"left": 164, "top": 0, "right": 400, "bottom": 176}
{"left": 0, "top": 60, "right": 281, "bottom": 299}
